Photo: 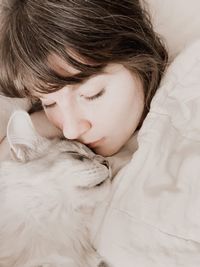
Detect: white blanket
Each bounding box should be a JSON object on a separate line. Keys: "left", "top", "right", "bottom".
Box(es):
{"left": 91, "top": 40, "right": 200, "bottom": 267}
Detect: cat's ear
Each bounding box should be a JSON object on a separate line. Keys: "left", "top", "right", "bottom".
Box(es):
{"left": 7, "top": 110, "right": 49, "bottom": 162}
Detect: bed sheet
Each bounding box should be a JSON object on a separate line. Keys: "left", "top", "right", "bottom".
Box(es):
{"left": 91, "top": 39, "right": 200, "bottom": 267}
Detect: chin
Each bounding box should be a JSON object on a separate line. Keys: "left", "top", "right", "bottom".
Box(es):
{"left": 93, "top": 145, "right": 120, "bottom": 157}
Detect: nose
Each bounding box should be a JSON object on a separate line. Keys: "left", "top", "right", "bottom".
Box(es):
{"left": 61, "top": 109, "right": 91, "bottom": 140}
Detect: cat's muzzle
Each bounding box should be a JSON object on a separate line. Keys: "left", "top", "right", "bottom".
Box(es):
{"left": 93, "top": 155, "right": 112, "bottom": 179}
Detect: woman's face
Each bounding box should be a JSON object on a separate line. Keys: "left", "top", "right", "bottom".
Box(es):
{"left": 40, "top": 59, "right": 144, "bottom": 156}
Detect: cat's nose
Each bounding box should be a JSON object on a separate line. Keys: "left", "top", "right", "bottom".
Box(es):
{"left": 98, "top": 157, "right": 112, "bottom": 178}
{"left": 94, "top": 155, "right": 110, "bottom": 169}
{"left": 101, "top": 159, "right": 110, "bottom": 169}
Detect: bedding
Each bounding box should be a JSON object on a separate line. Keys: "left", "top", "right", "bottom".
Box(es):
{"left": 90, "top": 39, "right": 200, "bottom": 266}
{"left": 146, "top": 0, "right": 200, "bottom": 59}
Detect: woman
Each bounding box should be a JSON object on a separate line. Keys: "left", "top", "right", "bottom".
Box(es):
{"left": 0, "top": 0, "right": 168, "bottom": 156}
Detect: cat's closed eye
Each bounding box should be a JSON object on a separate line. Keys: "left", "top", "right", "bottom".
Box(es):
{"left": 72, "top": 154, "right": 88, "bottom": 161}
{"left": 66, "top": 151, "right": 89, "bottom": 162}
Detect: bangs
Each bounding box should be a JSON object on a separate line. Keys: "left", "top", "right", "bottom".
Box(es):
{"left": 0, "top": 40, "right": 105, "bottom": 100}
{"left": 18, "top": 53, "right": 106, "bottom": 98}
{"left": 0, "top": 0, "right": 107, "bottom": 99}
{"left": 2, "top": 23, "right": 106, "bottom": 97}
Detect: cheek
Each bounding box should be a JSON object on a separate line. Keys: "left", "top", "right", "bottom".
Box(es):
{"left": 44, "top": 108, "right": 62, "bottom": 129}
{"left": 96, "top": 84, "right": 143, "bottom": 134}
{"left": 92, "top": 89, "right": 139, "bottom": 126}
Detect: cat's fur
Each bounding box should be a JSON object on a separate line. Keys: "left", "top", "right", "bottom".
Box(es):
{"left": 0, "top": 111, "right": 111, "bottom": 267}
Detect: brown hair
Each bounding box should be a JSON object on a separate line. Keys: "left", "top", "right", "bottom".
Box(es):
{"left": 0, "top": 0, "right": 168, "bottom": 116}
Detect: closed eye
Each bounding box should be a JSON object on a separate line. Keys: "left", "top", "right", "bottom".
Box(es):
{"left": 43, "top": 102, "right": 56, "bottom": 109}
{"left": 83, "top": 89, "right": 105, "bottom": 101}
{"left": 67, "top": 151, "right": 89, "bottom": 161}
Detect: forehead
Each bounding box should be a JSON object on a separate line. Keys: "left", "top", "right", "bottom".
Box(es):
{"left": 34, "top": 44, "right": 130, "bottom": 101}
{"left": 37, "top": 56, "right": 124, "bottom": 99}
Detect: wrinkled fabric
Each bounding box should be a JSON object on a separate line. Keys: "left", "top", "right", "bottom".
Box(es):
{"left": 91, "top": 40, "right": 200, "bottom": 267}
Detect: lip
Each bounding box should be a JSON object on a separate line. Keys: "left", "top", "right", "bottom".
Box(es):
{"left": 87, "top": 138, "right": 104, "bottom": 148}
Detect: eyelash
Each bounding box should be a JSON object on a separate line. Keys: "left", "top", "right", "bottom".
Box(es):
{"left": 84, "top": 89, "right": 105, "bottom": 101}
{"left": 42, "top": 89, "right": 105, "bottom": 108}
{"left": 43, "top": 103, "right": 56, "bottom": 109}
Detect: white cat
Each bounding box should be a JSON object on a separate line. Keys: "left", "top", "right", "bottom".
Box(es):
{"left": 0, "top": 111, "right": 111, "bottom": 267}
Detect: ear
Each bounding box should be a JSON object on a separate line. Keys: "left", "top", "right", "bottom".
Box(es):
{"left": 7, "top": 110, "right": 49, "bottom": 162}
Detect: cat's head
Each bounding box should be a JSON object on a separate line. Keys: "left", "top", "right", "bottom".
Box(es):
{"left": 6, "top": 111, "right": 112, "bottom": 210}
{"left": 7, "top": 110, "right": 108, "bottom": 165}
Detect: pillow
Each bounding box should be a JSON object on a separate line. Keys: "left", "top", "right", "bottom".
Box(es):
{"left": 146, "top": 0, "right": 200, "bottom": 59}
